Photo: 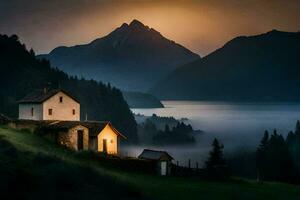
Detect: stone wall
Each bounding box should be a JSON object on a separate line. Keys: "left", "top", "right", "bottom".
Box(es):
{"left": 57, "top": 125, "right": 89, "bottom": 150}
{"left": 7, "top": 120, "right": 44, "bottom": 133}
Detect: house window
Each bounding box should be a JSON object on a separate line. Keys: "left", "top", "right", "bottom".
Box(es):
{"left": 59, "top": 96, "right": 63, "bottom": 103}
{"left": 110, "top": 139, "right": 114, "bottom": 144}
{"left": 31, "top": 107, "right": 34, "bottom": 116}
{"left": 72, "top": 109, "right": 76, "bottom": 115}
{"left": 48, "top": 109, "right": 52, "bottom": 115}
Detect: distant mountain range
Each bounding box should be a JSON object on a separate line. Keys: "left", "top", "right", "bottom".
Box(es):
{"left": 38, "top": 19, "right": 200, "bottom": 91}
{"left": 150, "top": 30, "right": 300, "bottom": 101}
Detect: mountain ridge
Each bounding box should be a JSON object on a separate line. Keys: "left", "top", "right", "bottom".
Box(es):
{"left": 38, "top": 19, "right": 200, "bottom": 91}
{"left": 150, "top": 30, "right": 300, "bottom": 101}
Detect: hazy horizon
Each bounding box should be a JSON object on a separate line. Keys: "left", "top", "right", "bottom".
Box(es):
{"left": 1, "top": 0, "right": 300, "bottom": 56}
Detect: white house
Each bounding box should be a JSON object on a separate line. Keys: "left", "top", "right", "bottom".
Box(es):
{"left": 17, "top": 88, "right": 126, "bottom": 155}
{"left": 18, "top": 89, "right": 80, "bottom": 121}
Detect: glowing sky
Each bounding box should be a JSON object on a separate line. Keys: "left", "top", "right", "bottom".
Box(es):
{"left": 1, "top": 0, "right": 300, "bottom": 56}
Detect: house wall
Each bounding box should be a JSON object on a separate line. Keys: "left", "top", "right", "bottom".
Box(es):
{"left": 97, "top": 124, "right": 118, "bottom": 154}
{"left": 57, "top": 125, "right": 89, "bottom": 150}
{"left": 19, "top": 104, "right": 43, "bottom": 120}
{"left": 42, "top": 91, "right": 80, "bottom": 121}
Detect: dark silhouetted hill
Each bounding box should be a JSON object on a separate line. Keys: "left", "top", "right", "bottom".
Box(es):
{"left": 122, "top": 91, "right": 163, "bottom": 108}
{"left": 150, "top": 30, "right": 300, "bottom": 101}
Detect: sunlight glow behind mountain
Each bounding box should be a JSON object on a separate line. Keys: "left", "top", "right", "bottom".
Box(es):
{"left": 0, "top": 0, "right": 300, "bottom": 56}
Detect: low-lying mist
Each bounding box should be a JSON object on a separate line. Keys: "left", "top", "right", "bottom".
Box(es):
{"left": 126, "top": 101, "right": 300, "bottom": 167}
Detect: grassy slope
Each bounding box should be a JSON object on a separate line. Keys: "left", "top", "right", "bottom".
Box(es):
{"left": 1, "top": 126, "right": 300, "bottom": 200}
{"left": 0, "top": 126, "right": 142, "bottom": 200}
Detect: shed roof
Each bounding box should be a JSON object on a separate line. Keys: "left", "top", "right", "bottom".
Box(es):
{"left": 138, "top": 149, "right": 173, "bottom": 161}
{"left": 42, "top": 120, "right": 126, "bottom": 138}
{"left": 18, "top": 89, "right": 80, "bottom": 104}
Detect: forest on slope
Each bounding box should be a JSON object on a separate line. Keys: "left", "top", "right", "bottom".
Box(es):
{"left": 0, "top": 34, "right": 138, "bottom": 142}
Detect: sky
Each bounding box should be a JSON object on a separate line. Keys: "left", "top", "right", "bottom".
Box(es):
{"left": 0, "top": 0, "right": 300, "bottom": 56}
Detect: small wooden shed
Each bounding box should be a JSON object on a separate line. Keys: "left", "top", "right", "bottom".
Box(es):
{"left": 138, "top": 149, "right": 173, "bottom": 176}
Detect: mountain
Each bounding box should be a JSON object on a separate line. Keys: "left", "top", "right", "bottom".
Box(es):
{"left": 150, "top": 30, "right": 300, "bottom": 101}
{"left": 38, "top": 19, "right": 199, "bottom": 91}
{"left": 122, "top": 91, "right": 164, "bottom": 108}
{"left": 0, "top": 34, "right": 138, "bottom": 142}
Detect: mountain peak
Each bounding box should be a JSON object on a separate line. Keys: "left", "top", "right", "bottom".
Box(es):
{"left": 269, "top": 29, "right": 280, "bottom": 33}
{"left": 263, "top": 29, "right": 300, "bottom": 37}
{"left": 120, "top": 23, "right": 129, "bottom": 28}
{"left": 115, "top": 19, "right": 149, "bottom": 34}
{"left": 129, "top": 19, "right": 145, "bottom": 27}
{"left": 40, "top": 19, "right": 200, "bottom": 91}
{"left": 264, "top": 29, "right": 286, "bottom": 36}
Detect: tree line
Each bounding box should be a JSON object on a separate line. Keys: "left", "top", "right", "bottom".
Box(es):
{"left": 203, "top": 120, "right": 300, "bottom": 183}
{"left": 153, "top": 123, "right": 195, "bottom": 145}
{"left": 222, "top": 121, "right": 300, "bottom": 184}
{"left": 256, "top": 121, "right": 300, "bottom": 183}
{"left": 138, "top": 117, "right": 195, "bottom": 145}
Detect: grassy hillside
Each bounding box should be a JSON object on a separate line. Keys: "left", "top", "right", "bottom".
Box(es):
{"left": 0, "top": 126, "right": 142, "bottom": 200}
{"left": 1, "top": 126, "right": 300, "bottom": 200}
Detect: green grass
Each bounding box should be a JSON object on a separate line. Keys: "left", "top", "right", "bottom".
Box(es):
{"left": 1, "top": 125, "right": 300, "bottom": 200}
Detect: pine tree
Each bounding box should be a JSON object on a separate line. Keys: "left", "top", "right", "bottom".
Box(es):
{"left": 164, "top": 124, "right": 170, "bottom": 133}
{"left": 256, "top": 130, "right": 269, "bottom": 181}
{"left": 258, "top": 130, "right": 269, "bottom": 150}
{"left": 205, "top": 138, "right": 225, "bottom": 169}
{"left": 286, "top": 131, "right": 295, "bottom": 146}
{"left": 295, "top": 120, "right": 300, "bottom": 136}
{"left": 294, "top": 120, "right": 300, "bottom": 151}
{"left": 29, "top": 48, "right": 35, "bottom": 57}
{"left": 287, "top": 121, "right": 300, "bottom": 171}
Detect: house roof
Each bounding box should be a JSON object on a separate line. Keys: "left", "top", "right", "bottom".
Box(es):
{"left": 18, "top": 89, "right": 80, "bottom": 104}
{"left": 42, "top": 120, "right": 127, "bottom": 139}
{"left": 138, "top": 149, "right": 173, "bottom": 161}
